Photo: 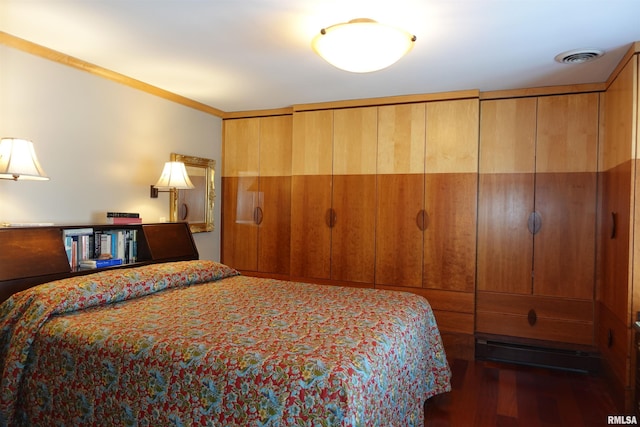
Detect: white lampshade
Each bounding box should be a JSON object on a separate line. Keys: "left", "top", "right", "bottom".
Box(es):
{"left": 312, "top": 18, "right": 416, "bottom": 73}
{"left": 154, "top": 161, "right": 195, "bottom": 190}
{"left": 0, "top": 138, "right": 49, "bottom": 181}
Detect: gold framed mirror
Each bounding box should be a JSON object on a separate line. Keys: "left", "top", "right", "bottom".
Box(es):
{"left": 169, "top": 153, "right": 215, "bottom": 233}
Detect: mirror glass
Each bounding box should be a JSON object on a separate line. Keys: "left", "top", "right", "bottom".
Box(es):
{"left": 169, "top": 153, "right": 215, "bottom": 233}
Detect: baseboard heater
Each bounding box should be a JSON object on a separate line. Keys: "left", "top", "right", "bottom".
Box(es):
{"left": 475, "top": 339, "right": 601, "bottom": 374}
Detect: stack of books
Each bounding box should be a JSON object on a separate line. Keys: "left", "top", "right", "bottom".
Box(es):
{"left": 106, "top": 212, "right": 142, "bottom": 224}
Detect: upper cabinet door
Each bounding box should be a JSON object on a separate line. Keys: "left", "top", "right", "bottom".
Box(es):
{"left": 223, "top": 118, "right": 260, "bottom": 178}
{"left": 375, "top": 103, "right": 426, "bottom": 288}
{"left": 477, "top": 97, "right": 537, "bottom": 294}
{"left": 533, "top": 93, "right": 598, "bottom": 299}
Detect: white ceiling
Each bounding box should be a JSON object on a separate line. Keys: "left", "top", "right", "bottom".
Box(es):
{"left": 2, "top": 0, "right": 640, "bottom": 113}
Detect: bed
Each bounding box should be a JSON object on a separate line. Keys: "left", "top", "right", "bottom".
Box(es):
{"left": 0, "top": 260, "right": 451, "bottom": 426}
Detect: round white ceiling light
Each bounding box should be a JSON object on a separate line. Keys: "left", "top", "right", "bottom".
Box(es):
{"left": 312, "top": 18, "right": 416, "bottom": 73}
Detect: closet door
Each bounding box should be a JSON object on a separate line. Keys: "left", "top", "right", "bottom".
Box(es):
{"left": 375, "top": 103, "right": 426, "bottom": 288}
{"left": 257, "top": 115, "right": 292, "bottom": 274}
{"left": 477, "top": 97, "right": 537, "bottom": 294}
{"left": 331, "top": 107, "right": 378, "bottom": 283}
{"left": 533, "top": 93, "right": 598, "bottom": 300}
{"left": 290, "top": 110, "right": 333, "bottom": 280}
{"left": 423, "top": 99, "right": 479, "bottom": 292}
{"left": 222, "top": 118, "right": 260, "bottom": 271}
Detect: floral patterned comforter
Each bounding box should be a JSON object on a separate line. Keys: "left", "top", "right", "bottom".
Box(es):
{"left": 0, "top": 260, "right": 450, "bottom": 427}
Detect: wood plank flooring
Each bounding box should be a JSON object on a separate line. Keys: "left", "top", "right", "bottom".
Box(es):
{"left": 425, "top": 358, "right": 620, "bottom": 426}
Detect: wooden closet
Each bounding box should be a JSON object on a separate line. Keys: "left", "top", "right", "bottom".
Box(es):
{"left": 288, "top": 92, "right": 479, "bottom": 359}
{"left": 476, "top": 92, "right": 599, "bottom": 347}
{"left": 290, "top": 107, "right": 378, "bottom": 284}
{"left": 374, "top": 98, "right": 479, "bottom": 359}
{"left": 221, "top": 114, "right": 292, "bottom": 276}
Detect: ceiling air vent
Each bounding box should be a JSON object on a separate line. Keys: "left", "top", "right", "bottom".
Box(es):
{"left": 554, "top": 48, "right": 604, "bottom": 64}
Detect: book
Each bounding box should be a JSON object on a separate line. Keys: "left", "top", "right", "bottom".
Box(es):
{"left": 106, "top": 212, "right": 140, "bottom": 218}
{"left": 62, "top": 228, "right": 94, "bottom": 268}
{"left": 79, "top": 258, "right": 123, "bottom": 269}
{"left": 106, "top": 217, "right": 142, "bottom": 224}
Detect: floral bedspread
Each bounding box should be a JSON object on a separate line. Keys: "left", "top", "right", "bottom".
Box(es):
{"left": 0, "top": 260, "right": 450, "bottom": 426}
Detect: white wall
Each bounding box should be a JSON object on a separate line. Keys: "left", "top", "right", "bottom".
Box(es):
{"left": 0, "top": 45, "right": 222, "bottom": 260}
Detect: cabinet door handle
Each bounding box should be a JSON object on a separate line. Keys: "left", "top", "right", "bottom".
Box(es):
{"left": 325, "top": 208, "right": 337, "bottom": 228}
{"left": 416, "top": 210, "right": 427, "bottom": 231}
{"left": 254, "top": 206, "right": 263, "bottom": 225}
{"left": 527, "top": 309, "right": 537, "bottom": 326}
{"left": 527, "top": 211, "right": 542, "bottom": 235}
{"left": 610, "top": 212, "right": 617, "bottom": 239}
{"left": 179, "top": 203, "right": 188, "bottom": 221}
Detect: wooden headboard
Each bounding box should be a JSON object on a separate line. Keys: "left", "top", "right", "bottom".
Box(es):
{"left": 0, "top": 222, "right": 198, "bottom": 303}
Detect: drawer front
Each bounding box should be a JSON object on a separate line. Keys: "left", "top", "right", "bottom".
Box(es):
{"left": 477, "top": 292, "right": 593, "bottom": 321}
{"left": 476, "top": 311, "right": 593, "bottom": 345}
{"left": 476, "top": 292, "right": 594, "bottom": 345}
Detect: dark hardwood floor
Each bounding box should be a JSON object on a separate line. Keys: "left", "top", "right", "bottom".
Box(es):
{"left": 425, "top": 358, "right": 621, "bottom": 426}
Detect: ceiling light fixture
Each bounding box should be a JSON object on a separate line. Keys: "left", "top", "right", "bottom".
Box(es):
{"left": 312, "top": 18, "right": 416, "bottom": 73}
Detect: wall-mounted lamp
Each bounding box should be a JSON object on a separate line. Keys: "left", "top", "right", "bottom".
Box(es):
{"left": 150, "top": 161, "right": 194, "bottom": 198}
{"left": 0, "top": 138, "right": 49, "bottom": 181}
